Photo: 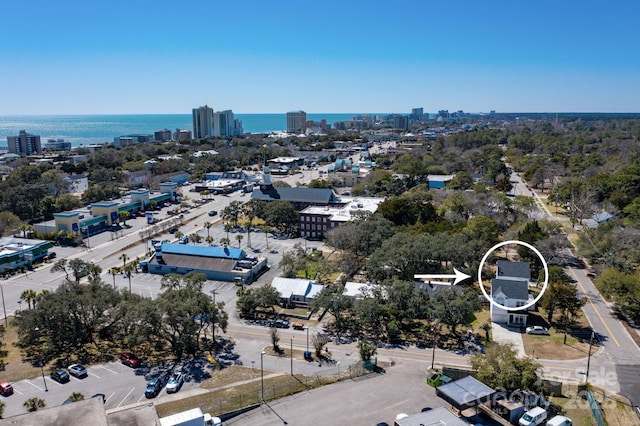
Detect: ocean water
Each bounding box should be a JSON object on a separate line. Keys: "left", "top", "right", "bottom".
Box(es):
{"left": 0, "top": 113, "right": 369, "bottom": 148}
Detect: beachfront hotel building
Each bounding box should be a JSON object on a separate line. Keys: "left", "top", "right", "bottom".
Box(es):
{"left": 7, "top": 130, "right": 42, "bottom": 155}
{"left": 286, "top": 110, "right": 307, "bottom": 134}
{"left": 192, "top": 105, "right": 215, "bottom": 138}
{"left": 213, "top": 110, "right": 244, "bottom": 137}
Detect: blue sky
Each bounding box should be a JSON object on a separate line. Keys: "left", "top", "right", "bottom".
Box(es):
{"left": 1, "top": 0, "right": 639, "bottom": 114}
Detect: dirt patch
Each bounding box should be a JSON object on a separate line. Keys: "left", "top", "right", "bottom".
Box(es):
{"left": 199, "top": 365, "right": 263, "bottom": 389}
{"left": 523, "top": 334, "right": 593, "bottom": 360}
{"left": 1, "top": 319, "right": 43, "bottom": 382}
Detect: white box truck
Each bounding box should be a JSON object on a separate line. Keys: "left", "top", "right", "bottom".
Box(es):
{"left": 159, "top": 408, "right": 221, "bottom": 426}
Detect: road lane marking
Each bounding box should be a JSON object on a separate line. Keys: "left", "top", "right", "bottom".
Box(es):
{"left": 569, "top": 267, "right": 620, "bottom": 347}
{"left": 88, "top": 371, "right": 101, "bottom": 379}
{"left": 106, "top": 392, "right": 115, "bottom": 403}
{"left": 117, "top": 387, "right": 135, "bottom": 407}
{"left": 137, "top": 394, "right": 146, "bottom": 403}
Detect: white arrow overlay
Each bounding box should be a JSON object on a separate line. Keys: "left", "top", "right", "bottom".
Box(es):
{"left": 414, "top": 268, "right": 471, "bottom": 286}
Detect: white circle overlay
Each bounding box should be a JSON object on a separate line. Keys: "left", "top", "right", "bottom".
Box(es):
{"left": 477, "top": 239, "right": 549, "bottom": 311}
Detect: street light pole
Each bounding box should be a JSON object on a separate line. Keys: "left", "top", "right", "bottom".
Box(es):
{"left": 34, "top": 327, "right": 48, "bottom": 392}
{"left": 260, "top": 351, "right": 265, "bottom": 401}
{"left": 290, "top": 337, "right": 293, "bottom": 376}
{"left": 0, "top": 283, "right": 7, "bottom": 327}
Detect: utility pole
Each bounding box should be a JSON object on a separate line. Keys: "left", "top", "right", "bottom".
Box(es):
{"left": 585, "top": 330, "right": 595, "bottom": 383}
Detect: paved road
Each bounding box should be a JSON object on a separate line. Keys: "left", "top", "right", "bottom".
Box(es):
{"left": 225, "top": 359, "right": 454, "bottom": 426}
{"left": 512, "top": 168, "right": 640, "bottom": 403}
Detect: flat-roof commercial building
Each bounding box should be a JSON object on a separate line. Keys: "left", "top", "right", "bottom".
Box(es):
{"left": 143, "top": 242, "right": 267, "bottom": 284}
{"left": 0, "top": 237, "right": 54, "bottom": 274}
{"left": 299, "top": 196, "right": 384, "bottom": 239}
{"left": 51, "top": 185, "right": 177, "bottom": 238}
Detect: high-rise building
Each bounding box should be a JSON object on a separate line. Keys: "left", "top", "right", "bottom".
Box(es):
{"left": 7, "top": 130, "right": 41, "bottom": 155}
{"left": 286, "top": 111, "right": 307, "bottom": 134}
{"left": 192, "top": 105, "right": 214, "bottom": 139}
{"left": 45, "top": 139, "right": 71, "bottom": 151}
{"left": 410, "top": 108, "right": 424, "bottom": 122}
{"left": 213, "top": 110, "right": 244, "bottom": 137}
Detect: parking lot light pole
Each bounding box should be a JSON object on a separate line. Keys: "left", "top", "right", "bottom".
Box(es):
{"left": 0, "top": 283, "right": 6, "bottom": 327}
{"left": 305, "top": 327, "right": 309, "bottom": 352}
{"left": 290, "top": 337, "right": 293, "bottom": 376}
{"left": 260, "top": 351, "right": 265, "bottom": 401}
{"left": 34, "top": 327, "right": 48, "bottom": 392}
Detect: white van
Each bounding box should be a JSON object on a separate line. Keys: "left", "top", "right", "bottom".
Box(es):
{"left": 546, "top": 415, "right": 572, "bottom": 426}
{"left": 519, "top": 406, "right": 547, "bottom": 426}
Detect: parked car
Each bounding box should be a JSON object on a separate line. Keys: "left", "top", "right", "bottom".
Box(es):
{"left": 0, "top": 382, "right": 13, "bottom": 396}
{"left": 51, "top": 369, "right": 70, "bottom": 383}
{"left": 47, "top": 251, "right": 57, "bottom": 260}
{"left": 274, "top": 319, "right": 290, "bottom": 329}
{"left": 179, "top": 235, "right": 189, "bottom": 244}
{"left": 208, "top": 210, "right": 218, "bottom": 217}
{"left": 121, "top": 352, "right": 141, "bottom": 368}
{"left": 165, "top": 372, "right": 184, "bottom": 394}
{"left": 168, "top": 227, "right": 179, "bottom": 234}
{"left": 68, "top": 364, "right": 87, "bottom": 378}
{"left": 145, "top": 376, "right": 166, "bottom": 398}
{"left": 525, "top": 326, "right": 549, "bottom": 335}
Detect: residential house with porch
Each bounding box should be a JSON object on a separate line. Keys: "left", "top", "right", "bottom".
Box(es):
{"left": 490, "top": 260, "right": 532, "bottom": 326}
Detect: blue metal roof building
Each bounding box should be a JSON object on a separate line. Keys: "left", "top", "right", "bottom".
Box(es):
{"left": 144, "top": 242, "right": 267, "bottom": 284}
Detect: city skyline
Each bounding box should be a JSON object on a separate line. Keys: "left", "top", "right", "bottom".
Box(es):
{"left": 2, "top": 0, "right": 639, "bottom": 115}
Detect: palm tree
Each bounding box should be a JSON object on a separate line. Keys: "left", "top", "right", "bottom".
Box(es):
{"left": 119, "top": 252, "right": 129, "bottom": 270}
{"left": 220, "top": 237, "right": 230, "bottom": 247}
{"left": 189, "top": 233, "right": 202, "bottom": 245}
{"left": 88, "top": 263, "right": 102, "bottom": 283}
{"left": 262, "top": 225, "right": 271, "bottom": 248}
{"left": 19, "top": 224, "right": 34, "bottom": 239}
{"left": 203, "top": 221, "right": 212, "bottom": 239}
{"left": 235, "top": 234, "right": 243, "bottom": 248}
{"left": 124, "top": 264, "right": 134, "bottom": 293}
{"left": 20, "top": 289, "right": 37, "bottom": 309}
{"left": 174, "top": 230, "right": 184, "bottom": 242}
{"left": 68, "top": 392, "right": 84, "bottom": 402}
{"left": 23, "top": 397, "right": 46, "bottom": 412}
{"left": 480, "top": 323, "right": 491, "bottom": 344}
{"left": 205, "top": 235, "right": 214, "bottom": 246}
{"left": 224, "top": 223, "right": 232, "bottom": 240}
{"left": 244, "top": 219, "right": 253, "bottom": 248}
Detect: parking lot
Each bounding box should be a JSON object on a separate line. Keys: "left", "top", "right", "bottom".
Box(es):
{"left": 1, "top": 358, "right": 204, "bottom": 418}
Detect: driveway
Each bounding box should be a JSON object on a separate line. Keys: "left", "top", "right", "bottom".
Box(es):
{"left": 491, "top": 323, "right": 526, "bottom": 357}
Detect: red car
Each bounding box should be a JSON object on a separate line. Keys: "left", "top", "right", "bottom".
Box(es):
{"left": 0, "top": 382, "right": 13, "bottom": 396}
{"left": 120, "top": 352, "right": 141, "bottom": 368}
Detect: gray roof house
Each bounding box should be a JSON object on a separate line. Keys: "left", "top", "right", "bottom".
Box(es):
{"left": 491, "top": 261, "right": 531, "bottom": 326}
